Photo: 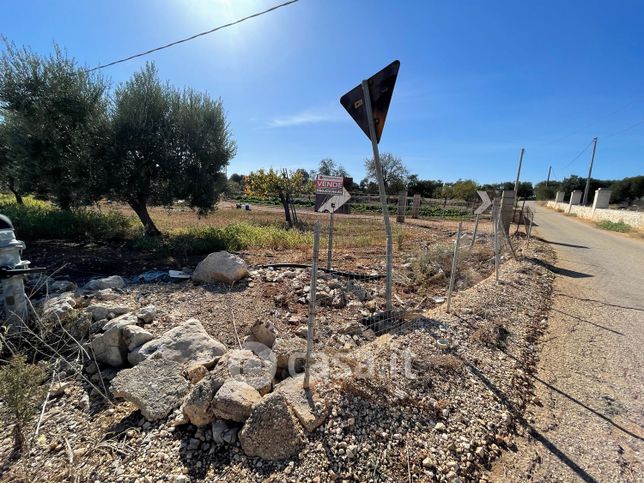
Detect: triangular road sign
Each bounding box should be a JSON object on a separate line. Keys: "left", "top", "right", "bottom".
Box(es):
{"left": 340, "top": 60, "right": 400, "bottom": 143}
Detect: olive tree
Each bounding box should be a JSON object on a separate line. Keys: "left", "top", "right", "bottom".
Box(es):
{"left": 107, "top": 63, "right": 236, "bottom": 236}
{"left": 0, "top": 42, "right": 110, "bottom": 208}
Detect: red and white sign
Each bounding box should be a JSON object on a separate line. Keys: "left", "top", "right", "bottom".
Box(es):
{"left": 315, "top": 175, "right": 344, "bottom": 195}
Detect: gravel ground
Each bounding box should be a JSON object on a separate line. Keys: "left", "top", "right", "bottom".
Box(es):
{"left": 1, "top": 235, "right": 555, "bottom": 482}
{"left": 491, "top": 207, "right": 644, "bottom": 482}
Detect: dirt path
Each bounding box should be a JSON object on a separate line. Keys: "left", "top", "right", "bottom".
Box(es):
{"left": 492, "top": 207, "right": 644, "bottom": 481}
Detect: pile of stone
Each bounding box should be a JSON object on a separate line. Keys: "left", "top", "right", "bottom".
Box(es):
{"left": 109, "top": 318, "right": 327, "bottom": 460}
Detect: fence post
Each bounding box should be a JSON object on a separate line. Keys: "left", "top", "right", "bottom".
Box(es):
{"left": 494, "top": 201, "right": 500, "bottom": 283}
{"left": 446, "top": 221, "right": 463, "bottom": 313}
{"left": 396, "top": 190, "right": 407, "bottom": 223}
{"left": 470, "top": 213, "right": 480, "bottom": 248}
{"left": 326, "top": 204, "right": 335, "bottom": 270}
{"left": 411, "top": 194, "right": 421, "bottom": 218}
{"left": 304, "top": 222, "right": 321, "bottom": 390}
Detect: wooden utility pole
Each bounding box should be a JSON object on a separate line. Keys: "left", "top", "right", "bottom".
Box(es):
{"left": 582, "top": 137, "right": 598, "bottom": 206}
{"left": 546, "top": 166, "right": 552, "bottom": 186}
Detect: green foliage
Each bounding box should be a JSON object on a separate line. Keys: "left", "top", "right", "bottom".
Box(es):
{"left": 0, "top": 195, "right": 132, "bottom": 240}
{"left": 0, "top": 355, "right": 47, "bottom": 451}
{"left": 316, "top": 158, "right": 348, "bottom": 178}
{"left": 411, "top": 244, "right": 453, "bottom": 286}
{"left": 407, "top": 176, "right": 443, "bottom": 198}
{"left": 452, "top": 179, "right": 478, "bottom": 202}
{"left": 610, "top": 176, "right": 644, "bottom": 205}
{"left": 244, "top": 168, "right": 310, "bottom": 227}
{"left": 596, "top": 220, "right": 632, "bottom": 232}
{"left": 0, "top": 41, "right": 109, "bottom": 209}
{"left": 534, "top": 181, "right": 557, "bottom": 200}
{"left": 364, "top": 153, "right": 409, "bottom": 194}
{"left": 129, "top": 222, "right": 309, "bottom": 257}
{"left": 108, "top": 63, "right": 236, "bottom": 236}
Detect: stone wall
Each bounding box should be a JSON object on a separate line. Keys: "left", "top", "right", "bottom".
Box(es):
{"left": 546, "top": 201, "right": 644, "bottom": 229}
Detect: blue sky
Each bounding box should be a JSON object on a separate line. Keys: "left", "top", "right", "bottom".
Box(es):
{"left": 2, "top": 0, "right": 643, "bottom": 184}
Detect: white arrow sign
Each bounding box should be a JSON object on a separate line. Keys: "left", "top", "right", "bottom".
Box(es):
{"left": 319, "top": 187, "right": 351, "bottom": 213}
{"left": 475, "top": 190, "right": 494, "bottom": 214}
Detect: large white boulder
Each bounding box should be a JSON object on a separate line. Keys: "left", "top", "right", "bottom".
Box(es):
{"left": 191, "top": 251, "right": 249, "bottom": 284}
{"left": 128, "top": 318, "right": 226, "bottom": 366}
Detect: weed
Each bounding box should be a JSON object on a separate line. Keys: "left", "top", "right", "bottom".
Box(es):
{"left": 596, "top": 220, "right": 632, "bottom": 233}
{"left": 428, "top": 355, "right": 464, "bottom": 372}
{"left": 0, "top": 355, "right": 47, "bottom": 454}
{"left": 564, "top": 212, "right": 577, "bottom": 217}
{"left": 471, "top": 321, "right": 509, "bottom": 348}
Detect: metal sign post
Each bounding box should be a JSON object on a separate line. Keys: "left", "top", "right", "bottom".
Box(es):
{"left": 470, "top": 213, "right": 480, "bottom": 248}
{"left": 493, "top": 201, "right": 500, "bottom": 283}
{"left": 341, "top": 61, "right": 400, "bottom": 313}
{"left": 446, "top": 222, "right": 463, "bottom": 313}
{"left": 362, "top": 80, "right": 393, "bottom": 312}
{"left": 304, "top": 222, "right": 321, "bottom": 390}
{"left": 326, "top": 203, "right": 335, "bottom": 270}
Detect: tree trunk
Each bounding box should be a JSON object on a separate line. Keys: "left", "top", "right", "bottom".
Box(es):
{"left": 7, "top": 178, "right": 23, "bottom": 205}
{"left": 279, "top": 192, "right": 293, "bottom": 229}
{"left": 9, "top": 188, "right": 23, "bottom": 205}
{"left": 129, "top": 198, "right": 161, "bottom": 236}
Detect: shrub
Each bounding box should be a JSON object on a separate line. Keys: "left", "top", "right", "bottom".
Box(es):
{"left": 0, "top": 195, "right": 133, "bottom": 241}
{"left": 0, "top": 355, "right": 47, "bottom": 453}
{"left": 596, "top": 220, "right": 632, "bottom": 233}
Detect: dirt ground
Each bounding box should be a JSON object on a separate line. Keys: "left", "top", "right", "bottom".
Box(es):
{"left": 491, "top": 207, "right": 644, "bottom": 482}
{"left": 1, "top": 216, "right": 554, "bottom": 482}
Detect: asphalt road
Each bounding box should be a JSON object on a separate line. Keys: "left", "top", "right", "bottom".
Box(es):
{"left": 493, "top": 207, "right": 644, "bottom": 482}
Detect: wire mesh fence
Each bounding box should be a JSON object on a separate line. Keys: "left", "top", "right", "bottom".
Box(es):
{"left": 282, "top": 209, "right": 503, "bottom": 339}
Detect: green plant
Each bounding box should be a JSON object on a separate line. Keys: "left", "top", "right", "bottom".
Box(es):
{"left": 564, "top": 212, "right": 577, "bottom": 217}
{"left": 411, "top": 244, "right": 453, "bottom": 286}
{"left": 596, "top": 220, "right": 632, "bottom": 233}
{"left": 0, "top": 196, "right": 133, "bottom": 241}
{"left": 0, "top": 355, "right": 47, "bottom": 453}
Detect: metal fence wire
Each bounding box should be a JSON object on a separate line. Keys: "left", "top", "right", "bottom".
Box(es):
{"left": 289, "top": 210, "right": 502, "bottom": 338}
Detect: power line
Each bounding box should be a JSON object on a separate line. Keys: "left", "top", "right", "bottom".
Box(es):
{"left": 561, "top": 139, "right": 593, "bottom": 170}
{"left": 85, "top": 0, "right": 299, "bottom": 72}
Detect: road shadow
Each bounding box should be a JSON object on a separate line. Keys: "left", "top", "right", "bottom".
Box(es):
{"left": 541, "top": 239, "right": 590, "bottom": 249}
{"left": 525, "top": 257, "right": 593, "bottom": 278}
{"left": 549, "top": 307, "right": 625, "bottom": 336}
{"left": 554, "top": 292, "right": 644, "bottom": 312}
{"left": 466, "top": 361, "right": 599, "bottom": 483}
{"left": 498, "top": 352, "right": 644, "bottom": 443}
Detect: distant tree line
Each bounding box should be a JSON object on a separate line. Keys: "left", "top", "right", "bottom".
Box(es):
{"left": 0, "top": 42, "right": 236, "bottom": 236}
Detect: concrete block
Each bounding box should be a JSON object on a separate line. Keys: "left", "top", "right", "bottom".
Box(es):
{"left": 592, "top": 188, "right": 611, "bottom": 211}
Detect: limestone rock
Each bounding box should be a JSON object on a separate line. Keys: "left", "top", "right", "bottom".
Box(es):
{"left": 111, "top": 355, "right": 190, "bottom": 421}
{"left": 42, "top": 292, "right": 77, "bottom": 321}
{"left": 216, "top": 349, "right": 274, "bottom": 395}
{"left": 272, "top": 336, "right": 307, "bottom": 373}
{"left": 91, "top": 325, "right": 127, "bottom": 367}
{"left": 192, "top": 251, "right": 249, "bottom": 285}
{"left": 84, "top": 275, "right": 125, "bottom": 291}
{"left": 182, "top": 371, "right": 227, "bottom": 426}
{"left": 274, "top": 374, "right": 328, "bottom": 432}
{"left": 87, "top": 304, "right": 130, "bottom": 321}
{"left": 249, "top": 319, "right": 278, "bottom": 349}
{"left": 102, "top": 313, "right": 139, "bottom": 332}
{"left": 122, "top": 325, "right": 155, "bottom": 351}
{"left": 211, "top": 420, "right": 238, "bottom": 445}
{"left": 136, "top": 304, "right": 156, "bottom": 324}
{"left": 184, "top": 363, "right": 208, "bottom": 384}
{"left": 212, "top": 379, "right": 261, "bottom": 422}
{"left": 239, "top": 392, "right": 306, "bottom": 460}
{"left": 128, "top": 318, "right": 226, "bottom": 366}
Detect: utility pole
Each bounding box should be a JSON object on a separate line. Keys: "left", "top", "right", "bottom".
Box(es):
{"left": 514, "top": 148, "right": 525, "bottom": 202}
{"left": 582, "top": 137, "right": 598, "bottom": 206}
{"left": 546, "top": 165, "right": 552, "bottom": 186}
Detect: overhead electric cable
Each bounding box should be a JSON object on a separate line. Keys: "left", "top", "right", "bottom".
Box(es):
{"left": 85, "top": 0, "right": 299, "bottom": 72}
